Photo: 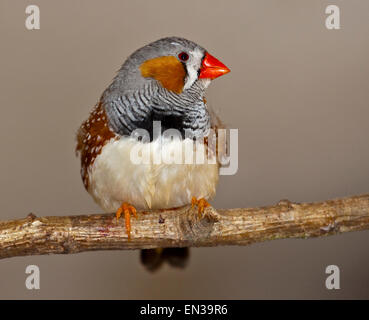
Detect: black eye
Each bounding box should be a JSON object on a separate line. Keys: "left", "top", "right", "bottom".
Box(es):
{"left": 178, "top": 52, "right": 189, "bottom": 62}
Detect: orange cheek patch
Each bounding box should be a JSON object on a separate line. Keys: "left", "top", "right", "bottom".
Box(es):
{"left": 140, "top": 56, "right": 186, "bottom": 94}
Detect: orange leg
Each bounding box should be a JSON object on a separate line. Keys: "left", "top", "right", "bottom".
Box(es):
{"left": 116, "top": 202, "right": 137, "bottom": 239}
{"left": 191, "top": 197, "right": 211, "bottom": 218}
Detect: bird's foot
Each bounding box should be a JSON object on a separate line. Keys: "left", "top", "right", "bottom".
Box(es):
{"left": 116, "top": 202, "right": 137, "bottom": 239}
{"left": 191, "top": 197, "right": 211, "bottom": 218}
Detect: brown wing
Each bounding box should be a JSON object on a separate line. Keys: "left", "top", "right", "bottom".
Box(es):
{"left": 76, "top": 101, "right": 117, "bottom": 189}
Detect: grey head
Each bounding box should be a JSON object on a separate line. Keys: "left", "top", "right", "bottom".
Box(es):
{"left": 102, "top": 37, "right": 208, "bottom": 99}
{"left": 100, "top": 37, "right": 228, "bottom": 138}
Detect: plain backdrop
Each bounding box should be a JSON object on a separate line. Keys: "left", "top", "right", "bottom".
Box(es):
{"left": 0, "top": 0, "right": 369, "bottom": 299}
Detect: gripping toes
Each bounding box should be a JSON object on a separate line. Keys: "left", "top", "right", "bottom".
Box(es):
{"left": 116, "top": 202, "right": 137, "bottom": 239}
{"left": 191, "top": 197, "right": 211, "bottom": 218}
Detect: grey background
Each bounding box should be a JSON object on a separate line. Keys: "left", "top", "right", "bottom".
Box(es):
{"left": 0, "top": 0, "right": 368, "bottom": 299}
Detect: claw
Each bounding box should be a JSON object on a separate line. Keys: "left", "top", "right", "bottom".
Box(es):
{"left": 116, "top": 202, "right": 137, "bottom": 239}
{"left": 191, "top": 197, "right": 210, "bottom": 218}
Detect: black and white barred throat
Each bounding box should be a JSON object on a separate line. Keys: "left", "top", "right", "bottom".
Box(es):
{"left": 102, "top": 79, "right": 211, "bottom": 141}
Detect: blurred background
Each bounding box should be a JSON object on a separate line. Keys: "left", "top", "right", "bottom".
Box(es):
{"left": 0, "top": 0, "right": 369, "bottom": 299}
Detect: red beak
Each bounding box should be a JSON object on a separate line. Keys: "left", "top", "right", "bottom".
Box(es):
{"left": 199, "top": 52, "right": 230, "bottom": 80}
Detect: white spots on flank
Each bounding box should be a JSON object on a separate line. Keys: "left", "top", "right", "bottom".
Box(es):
{"left": 76, "top": 102, "right": 118, "bottom": 189}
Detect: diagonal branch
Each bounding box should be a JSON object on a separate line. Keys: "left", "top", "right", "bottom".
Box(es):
{"left": 1, "top": 193, "right": 369, "bottom": 259}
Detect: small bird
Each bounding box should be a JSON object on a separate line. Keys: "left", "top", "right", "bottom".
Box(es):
{"left": 76, "top": 37, "right": 230, "bottom": 271}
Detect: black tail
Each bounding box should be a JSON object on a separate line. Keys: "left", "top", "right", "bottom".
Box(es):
{"left": 140, "top": 248, "right": 190, "bottom": 272}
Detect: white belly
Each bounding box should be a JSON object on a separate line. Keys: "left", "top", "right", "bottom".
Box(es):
{"left": 88, "top": 137, "right": 219, "bottom": 212}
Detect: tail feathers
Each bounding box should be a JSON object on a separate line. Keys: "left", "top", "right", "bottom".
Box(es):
{"left": 140, "top": 248, "right": 189, "bottom": 272}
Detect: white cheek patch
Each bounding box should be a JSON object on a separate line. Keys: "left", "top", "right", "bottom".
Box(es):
{"left": 183, "top": 48, "right": 204, "bottom": 90}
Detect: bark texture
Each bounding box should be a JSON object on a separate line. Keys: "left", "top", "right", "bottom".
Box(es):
{"left": 1, "top": 193, "right": 369, "bottom": 259}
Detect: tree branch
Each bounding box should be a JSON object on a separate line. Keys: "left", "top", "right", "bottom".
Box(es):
{"left": 1, "top": 193, "right": 369, "bottom": 259}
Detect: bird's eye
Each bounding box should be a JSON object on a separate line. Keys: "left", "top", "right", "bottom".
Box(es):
{"left": 178, "top": 52, "right": 189, "bottom": 62}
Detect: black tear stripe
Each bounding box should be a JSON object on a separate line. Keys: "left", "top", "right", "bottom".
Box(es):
{"left": 198, "top": 52, "right": 206, "bottom": 78}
